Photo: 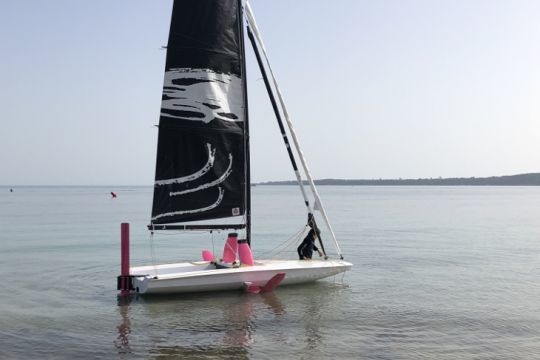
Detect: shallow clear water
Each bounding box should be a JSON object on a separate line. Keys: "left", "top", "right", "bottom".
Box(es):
{"left": 1, "top": 186, "right": 539, "bottom": 359}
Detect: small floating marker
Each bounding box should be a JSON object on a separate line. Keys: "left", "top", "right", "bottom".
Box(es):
{"left": 10, "top": 188, "right": 13, "bottom": 192}
{"left": 111, "top": 191, "right": 117, "bottom": 198}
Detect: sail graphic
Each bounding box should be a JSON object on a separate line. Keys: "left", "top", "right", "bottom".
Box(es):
{"left": 151, "top": 0, "right": 247, "bottom": 224}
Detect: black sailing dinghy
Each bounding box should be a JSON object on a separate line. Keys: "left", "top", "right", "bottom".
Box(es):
{"left": 118, "top": 0, "right": 352, "bottom": 295}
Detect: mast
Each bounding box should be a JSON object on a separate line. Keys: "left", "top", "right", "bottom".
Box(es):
{"left": 246, "top": 25, "right": 327, "bottom": 256}
{"left": 245, "top": 1, "right": 343, "bottom": 259}
{"left": 237, "top": 0, "right": 251, "bottom": 246}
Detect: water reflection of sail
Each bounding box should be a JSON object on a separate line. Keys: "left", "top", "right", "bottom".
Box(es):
{"left": 222, "top": 294, "right": 286, "bottom": 354}
{"left": 223, "top": 297, "right": 255, "bottom": 349}
{"left": 114, "top": 293, "right": 286, "bottom": 358}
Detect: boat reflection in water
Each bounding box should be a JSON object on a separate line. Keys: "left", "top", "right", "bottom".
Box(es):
{"left": 114, "top": 291, "right": 288, "bottom": 358}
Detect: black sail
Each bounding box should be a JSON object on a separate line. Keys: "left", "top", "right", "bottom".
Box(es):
{"left": 151, "top": 0, "right": 247, "bottom": 224}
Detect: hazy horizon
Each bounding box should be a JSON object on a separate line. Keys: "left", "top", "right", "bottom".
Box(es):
{"left": 1, "top": 0, "right": 539, "bottom": 185}
{"left": 2, "top": 171, "right": 538, "bottom": 187}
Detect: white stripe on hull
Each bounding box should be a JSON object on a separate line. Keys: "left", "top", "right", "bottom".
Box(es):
{"left": 131, "top": 259, "right": 352, "bottom": 295}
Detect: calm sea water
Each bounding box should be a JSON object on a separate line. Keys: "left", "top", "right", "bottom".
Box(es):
{"left": 1, "top": 186, "right": 539, "bottom": 359}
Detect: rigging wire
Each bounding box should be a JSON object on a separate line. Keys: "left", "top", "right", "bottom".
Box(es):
{"left": 150, "top": 229, "right": 227, "bottom": 265}
{"left": 253, "top": 225, "right": 307, "bottom": 258}
{"left": 149, "top": 231, "right": 158, "bottom": 278}
{"left": 245, "top": 1, "right": 344, "bottom": 259}
{"left": 149, "top": 229, "right": 214, "bottom": 235}
{"left": 210, "top": 230, "right": 216, "bottom": 259}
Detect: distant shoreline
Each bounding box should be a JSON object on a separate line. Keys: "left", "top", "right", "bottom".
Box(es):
{"left": 256, "top": 173, "right": 540, "bottom": 186}
{"left": 3, "top": 173, "right": 540, "bottom": 187}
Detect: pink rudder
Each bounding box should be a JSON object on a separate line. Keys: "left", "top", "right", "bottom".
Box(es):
{"left": 261, "top": 273, "right": 286, "bottom": 292}
{"left": 245, "top": 283, "right": 261, "bottom": 294}
{"left": 222, "top": 232, "right": 238, "bottom": 263}
{"left": 238, "top": 239, "right": 254, "bottom": 266}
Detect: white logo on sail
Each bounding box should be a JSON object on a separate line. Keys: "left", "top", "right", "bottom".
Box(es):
{"left": 154, "top": 143, "right": 216, "bottom": 186}
{"left": 168, "top": 154, "right": 233, "bottom": 197}
{"left": 153, "top": 143, "right": 234, "bottom": 220}
{"left": 160, "top": 68, "right": 244, "bottom": 124}
{"left": 151, "top": 187, "right": 225, "bottom": 221}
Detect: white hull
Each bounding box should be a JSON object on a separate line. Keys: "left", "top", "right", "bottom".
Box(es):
{"left": 130, "top": 259, "right": 352, "bottom": 295}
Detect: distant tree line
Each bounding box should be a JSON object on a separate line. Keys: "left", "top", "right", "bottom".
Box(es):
{"left": 257, "top": 173, "right": 540, "bottom": 186}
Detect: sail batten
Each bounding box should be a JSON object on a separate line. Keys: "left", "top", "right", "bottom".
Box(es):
{"left": 151, "top": 0, "right": 248, "bottom": 225}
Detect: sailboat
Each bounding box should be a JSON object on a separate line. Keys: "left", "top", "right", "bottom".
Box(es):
{"left": 121, "top": 0, "right": 352, "bottom": 295}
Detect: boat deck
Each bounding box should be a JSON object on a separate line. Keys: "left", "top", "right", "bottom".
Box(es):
{"left": 130, "top": 259, "right": 352, "bottom": 294}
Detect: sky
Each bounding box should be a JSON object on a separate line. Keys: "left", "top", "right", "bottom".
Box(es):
{"left": 0, "top": 0, "right": 539, "bottom": 185}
